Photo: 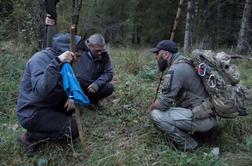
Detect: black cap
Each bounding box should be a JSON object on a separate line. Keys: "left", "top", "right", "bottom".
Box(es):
{"left": 150, "top": 40, "right": 178, "bottom": 54}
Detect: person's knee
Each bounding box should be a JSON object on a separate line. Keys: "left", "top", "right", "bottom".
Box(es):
{"left": 150, "top": 109, "right": 175, "bottom": 134}
{"left": 203, "top": 117, "right": 215, "bottom": 132}
{"left": 149, "top": 109, "right": 160, "bottom": 121}
{"left": 98, "top": 83, "right": 114, "bottom": 98}
{"left": 194, "top": 117, "right": 215, "bottom": 132}
{"left": 103, "top": 83, "right": 114, "bottom": 95}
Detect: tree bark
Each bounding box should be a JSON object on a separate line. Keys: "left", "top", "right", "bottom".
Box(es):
{"left": 35, "top": 0, "right": 46, "bottom": 49}
{"left": 170, "top": 0, "right": 184, "bottom": 40}
{"left": 237, "top": 0, "right": 252, "bottom": 53}
{"left": 184, "top": 0, "right": 195, "bottom": 50}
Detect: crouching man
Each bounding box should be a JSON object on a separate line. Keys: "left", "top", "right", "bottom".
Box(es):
{"left": 16, "top": 33, "right": 114, "bottom": 154}
{"left": 148, "top": 40, "right": 215, "bottom": 151}
{"left": 76, "top": 33, "right": 114, "bottom": 110}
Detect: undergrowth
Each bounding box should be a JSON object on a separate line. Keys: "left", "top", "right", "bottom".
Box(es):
{"left": 0, "top": 43, "right": 252, "bottom": 165}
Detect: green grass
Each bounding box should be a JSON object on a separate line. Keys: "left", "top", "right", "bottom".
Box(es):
{"left": 1, "top": 43, "right": 252, "bottom": 165}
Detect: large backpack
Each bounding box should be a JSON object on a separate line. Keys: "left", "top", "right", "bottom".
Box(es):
{"left": 191, "top": 49, "right": 251, "bottom": 118}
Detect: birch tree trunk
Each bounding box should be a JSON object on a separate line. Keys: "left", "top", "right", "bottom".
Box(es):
{"left": 184, "top": 0, "right": 195, "bottom": 50}
{"left": 237, "top": 0, "right": 252, "bottom": 53}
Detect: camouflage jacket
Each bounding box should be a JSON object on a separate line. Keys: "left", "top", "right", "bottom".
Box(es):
{"left": 159, "top": 53, "right": 208, "bottom": 111}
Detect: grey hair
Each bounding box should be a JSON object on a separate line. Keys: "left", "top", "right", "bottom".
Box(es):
{"left": 86, "top": 33, "right": 106, "bottom": 46}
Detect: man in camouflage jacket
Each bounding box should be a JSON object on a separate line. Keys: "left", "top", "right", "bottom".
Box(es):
{"left": 149, "top": 40, "right": 215, "bottom": 151}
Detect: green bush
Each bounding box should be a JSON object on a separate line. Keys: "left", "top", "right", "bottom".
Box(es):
{"left": 0, "top": 50, "right": 26, "bottom": 112}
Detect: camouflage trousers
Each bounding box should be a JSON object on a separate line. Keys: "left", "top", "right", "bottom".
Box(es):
{"left": 150, "top": 107, "right": 215, "bottom": 151}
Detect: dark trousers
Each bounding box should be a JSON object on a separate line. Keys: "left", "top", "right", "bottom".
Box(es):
{"left": 19, "top": 109, "right": 78, "bottom": 141}
{"left": 18, "top": 83, "right": 113, "bottom": 141}
{"left": 84, "top": 82, "right": 114, "bottom": 104}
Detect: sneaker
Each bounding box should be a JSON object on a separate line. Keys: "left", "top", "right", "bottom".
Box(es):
{"left": 17, "top": 133, "right": 40, "bottom": 155}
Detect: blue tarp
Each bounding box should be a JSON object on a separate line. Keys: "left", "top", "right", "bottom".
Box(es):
{"left": 61, "top": 63, "right": 90, "bottom": 106}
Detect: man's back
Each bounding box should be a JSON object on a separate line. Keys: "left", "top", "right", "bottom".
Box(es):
{"left": 16, "top": 49, "right": 67, "bottom": 118}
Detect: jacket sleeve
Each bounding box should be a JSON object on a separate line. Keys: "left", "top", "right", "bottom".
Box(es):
{"left": 28, "top": 53, "right": 62, "bottom": 97}
{"left": 159, "top": 68, "right": 184, "bottom": 111}
{"left": 94, "top": 53, "right": 113, "bottom": 88}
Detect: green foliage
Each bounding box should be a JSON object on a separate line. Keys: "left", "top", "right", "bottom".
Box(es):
{"left": 0, "top": 0, "right": 38, "bottom": 46}
{"left": 0, "top": 49, "right": 26, "bottom": 112}
{"left": 1, "top": 0, "right": 251, "bottom": 49}
{"left": 158, "top": 150, "right": 223, "bottom": 166}
{"left": 57, "top": 1, "right": 72, "bottom": 32}
{"left": 1, "top": 42, "right": 252, "bottom": 165}
{"left": 139, "top": 64, "right": 157, "bottom": 80}
{"left": 0, "top": 18, "right": 11, "bottom": 40}
{"left": 119, "top": 49, "right": 144, "bottom": 75}
{"left": 0, "top": 0, "right": 13, "bottom": 40}
{"left": 193, "top": 0, "right": 246, "bottom": 49}
{"left": 238, "top": 61, "right": 252, "bottom": 88}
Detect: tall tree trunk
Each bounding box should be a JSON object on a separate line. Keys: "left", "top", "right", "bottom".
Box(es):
{"left": 35, "top": 0, "right": 46, "bottom": 49}
{"left": 237, "top": 0, "right": 252, "bottom": 53}
{"left": 197, "top": 0, "right": 208, "bottom": 48}
{"left": 132, "top": 21, "right": 141, "bottom": 44}
{"left": 170, "top": 0, "right": 184, "bottom": 40}
{"left": 184, "top": 0, "right": 195, "bottom": 50}
{"left": 215, "top": 2, "right": 222, "bottom": 49}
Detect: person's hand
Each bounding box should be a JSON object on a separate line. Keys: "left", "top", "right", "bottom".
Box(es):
{"left": 58, "top": 51, "right": 76, "bottom": 63}
{"left": 87, "top": 83, "right": 99, "bottom": 93}
{"left": 148, "top": 100, "right": 161, "bottom": 112}
{"left": 64, "top": 97, "right": 75, "bottom": 112}
{"left": 45, "top": 14, "right": 55, "bottom": 26}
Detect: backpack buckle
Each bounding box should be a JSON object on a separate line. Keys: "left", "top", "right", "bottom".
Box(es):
{"left": 208, "top": 74, "right": 216, "bottom": 88}
{"left": 197, "top": 63, "right": 207, "bottom": 76}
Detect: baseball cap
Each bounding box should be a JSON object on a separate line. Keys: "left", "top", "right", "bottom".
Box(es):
{"left": 150, "top": 40, "right": 178, "bottom": 54}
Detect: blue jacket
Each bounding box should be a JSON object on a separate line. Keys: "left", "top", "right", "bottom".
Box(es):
{"left": 16, "top": 33, "right": 81, "bottom": 118}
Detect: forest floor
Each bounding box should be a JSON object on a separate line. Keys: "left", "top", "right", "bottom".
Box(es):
{"left": 1, "top": 42, "right": 252, "bottom": 166}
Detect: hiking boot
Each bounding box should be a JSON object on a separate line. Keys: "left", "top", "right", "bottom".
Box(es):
{"left": 192, "top": 128, "right": 217, "bottom": 147}
{"left": 210, "top": 147, "right": 220, "bottom": 159}
{"left": 17, "top": 133, "right": 40, "bottom": 155}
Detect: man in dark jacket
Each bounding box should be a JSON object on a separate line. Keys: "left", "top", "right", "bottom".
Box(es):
{"left": 148, "top": 40, "right": 215, "bottom": 151}
{"left": 16, "top": 33, "right": 113, "bottom": 153}
{"left": 76, "top": 33, "right": 114, "bottom": 109}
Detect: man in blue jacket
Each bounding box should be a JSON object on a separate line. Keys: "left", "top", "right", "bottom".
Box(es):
{"left": 16, "top": 33, "right": 113, "bottom": 153}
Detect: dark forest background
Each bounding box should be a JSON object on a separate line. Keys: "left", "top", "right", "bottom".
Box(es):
{"left": 1, "top": 0, "right": 251, "bottom": 53}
